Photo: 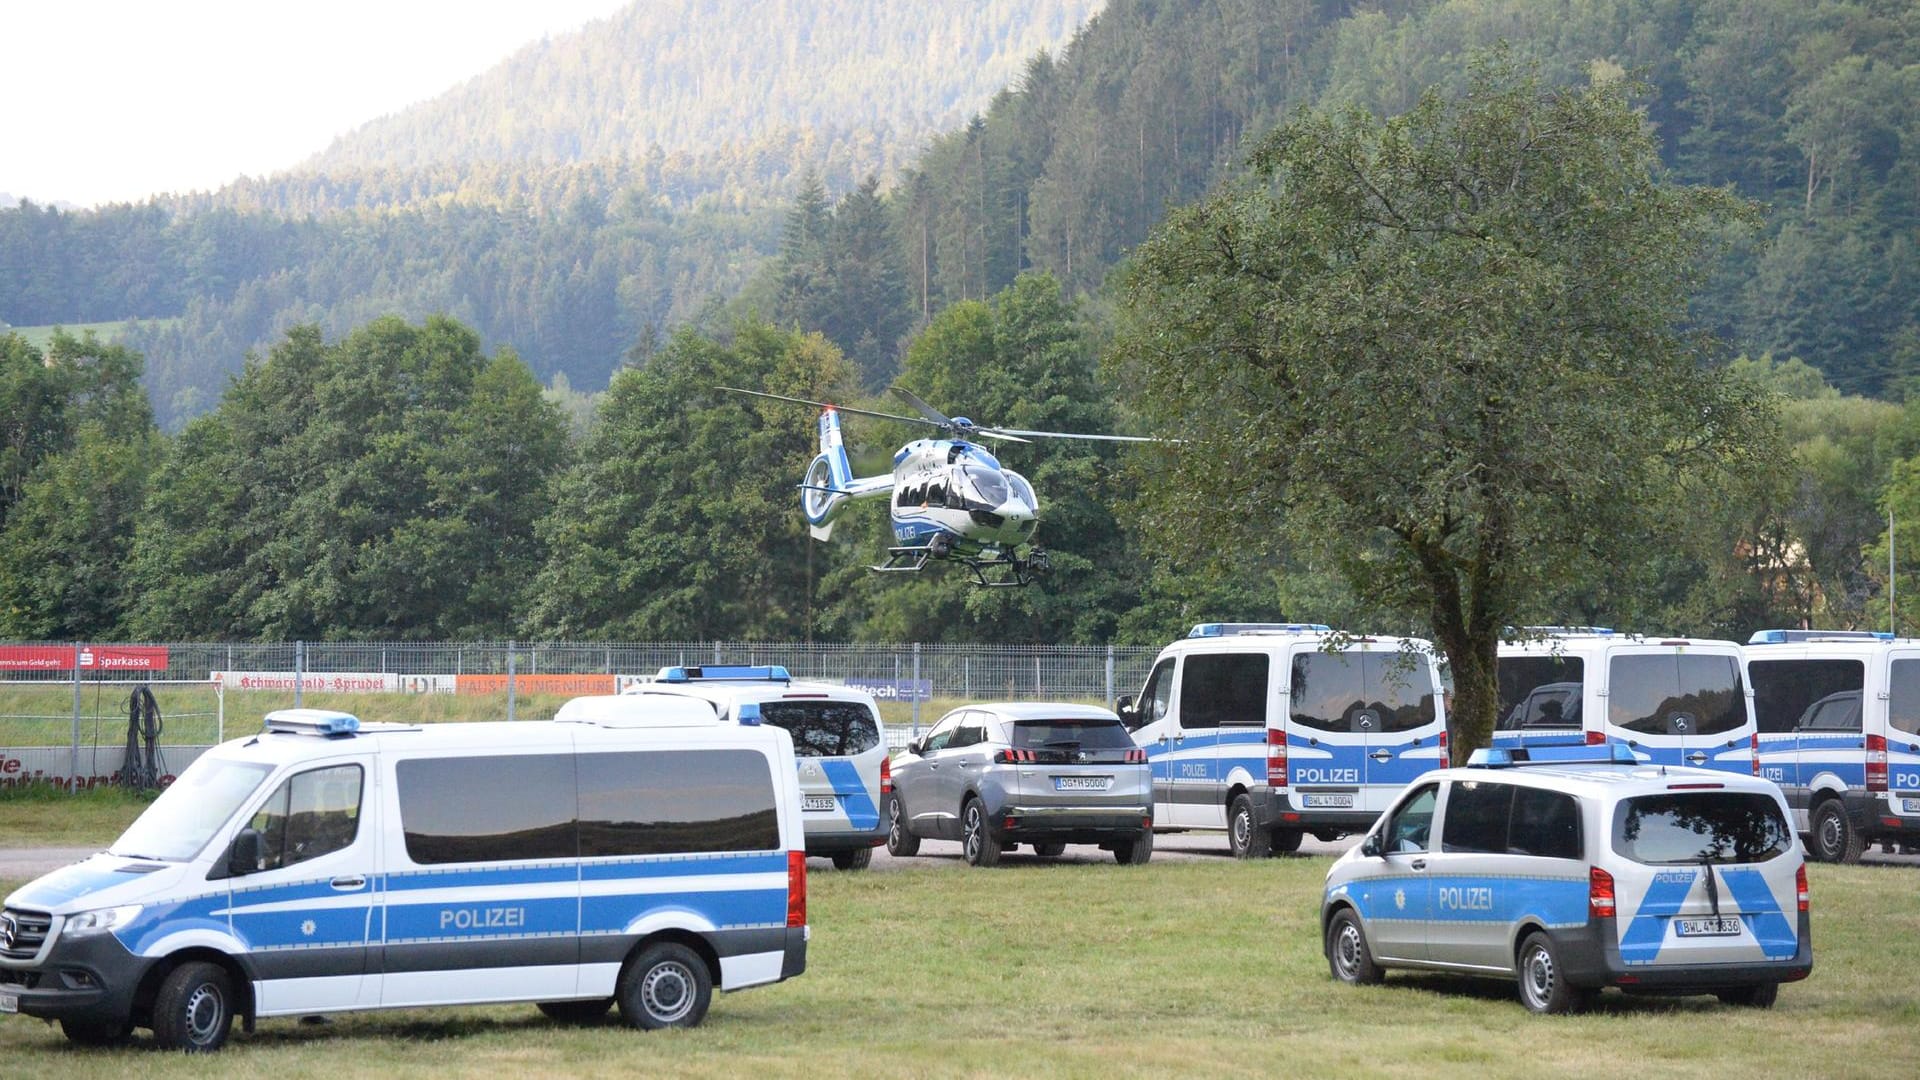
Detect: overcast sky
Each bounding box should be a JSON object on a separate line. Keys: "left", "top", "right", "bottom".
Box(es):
{"left": 2, "top": 1, "right": 630, "bottom": 208}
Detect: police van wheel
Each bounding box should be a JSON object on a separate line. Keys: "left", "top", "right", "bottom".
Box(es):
{"left": 1229, "top": 795, "right": 1271, "bottom": 859}
{"left": 1716, "top": 982, "right": 1778, "bottom": 1009}
{"left": 152, "top": 960, "right": 235, "bottom": 1052}
{"left": 1033, "top": 842, "right": 1067, "bottom": 857}
{"left": 831, "top": 846, "right": 874, "bottom": 871}
{"left": 885, "top": 794, "right": 920, "bottom": 857}
{"left": 60, "top": 1017, "right": 132, "bottom": 1046}
{"left": 1811, "top": 799, "right": 1864, "bottom": 864}
{"left": 1113, "top": 830, "right": 1153, "bottom": 865}
{"left": 618, "top": 942, "right": 712, "bottom": 1030}
{"left": 1326, "top": 909, "right": 1382, "bottom": 985}
{"left": 538, "top": 998, "right": 615, "bottom": 1023}
{"left": 962, "top": 798, "right": 1002, "bottom": 867}
{"left": 1270, "top": 827, "right": 1304, "bottom": 854}
{"left": 1516, "top": 933, "right": 1586, "bottom": 1014}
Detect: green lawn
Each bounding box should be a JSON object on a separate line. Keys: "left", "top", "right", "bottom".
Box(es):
{"left": 6, "top": 318, "right": 179, "bottom": 350}
{"left": 2, "top": 857, "right": 1915, "bottom": 1077}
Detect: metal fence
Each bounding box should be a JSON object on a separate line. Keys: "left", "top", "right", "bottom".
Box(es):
{"left": 0, "top": 640, "right": 1161, "bottom": 789}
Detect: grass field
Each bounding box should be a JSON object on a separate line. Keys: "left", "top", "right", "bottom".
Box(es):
{"left": 2, "top": 847, "right": 1917, "bottom": 1076}
{"left": 6, "top": 318, "right": 180, "bottom": 350}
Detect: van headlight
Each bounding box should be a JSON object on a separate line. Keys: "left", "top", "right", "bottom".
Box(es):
{"left": 62, "top": 905, "right": 143, "bottom": 938}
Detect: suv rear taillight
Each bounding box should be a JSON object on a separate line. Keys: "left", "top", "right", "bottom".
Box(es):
{"left": 1867, "top": 733, "right": 1888, "bottom": 792}
{"left": 1267, "top": 728, "right": 1287, "bottom": 788}
{"left": 1589, "top": 866, "right": 1616, "bottom": 919}
{"left": 994, "top": 748, "right": 1039, "bottom": 764}
{"left": 1796, "top": 863, "right": 1809, "bottom": 913}
{"left": 880, "top": 753, "right": 893, "bottom": 796}
{"left": 787, "top": 849, "right": 807, "bottom": 928}
{"left": 1124, "top": 747, "right": 1148, "bottom": 764}
{"left": 1585, "top": 729, "right": 1607, "bottom": 746}
{"left": 1751, "top": 732, "right": 1761, "bottom": 776}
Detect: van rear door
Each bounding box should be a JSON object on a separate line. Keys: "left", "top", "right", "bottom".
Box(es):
{"left": 1606, "top": 649, "right": 1751, "bottom": 774}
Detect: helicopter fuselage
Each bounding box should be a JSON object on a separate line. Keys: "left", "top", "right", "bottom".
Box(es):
{"left": 887, "top": 439, "right": 1038, "bottom": 554}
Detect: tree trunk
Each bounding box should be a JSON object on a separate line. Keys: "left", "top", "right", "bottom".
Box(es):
{"left": 1445, "top": 635, "right": 1500, "bottom": 758}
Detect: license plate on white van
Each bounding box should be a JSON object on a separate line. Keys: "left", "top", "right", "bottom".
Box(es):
{"left": 1302, "top": 793, "right": 1354, "bottom": 809}
{"left": 802, "top": 795, "right": 837, "bottom": 812}
{"left": 0, "top": 991, "right": 17, "bottom": 1014}
{"left": 1675, "top": 917, "right": 1743, "bottom": 937}
{"left": 1054, "top": 776, "right": 1111, "bottom": 791}
{"left": 1903, "top": 798, "right": 1920, "bottom": 814}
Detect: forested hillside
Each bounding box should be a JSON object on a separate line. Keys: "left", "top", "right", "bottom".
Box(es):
{"left": 1, "top": 0, "right": 1914, "bottom": 428}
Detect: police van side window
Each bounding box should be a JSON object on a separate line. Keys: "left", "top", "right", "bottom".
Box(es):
{"left": 1440, "top": 781, "right": 1512, "bottom": 854}
{"left": 1509, "top": 786, "right": 1582, "bottom": 859}
{"left": 760, "top": 702, "right": 881, "bottom": 757}
{"left": 1609, "top": 654, "right": 1746, "bottom": 737}
{"left": 1384, "top": 784, "right": 1437, "bottom": 853}
{"left": 578, "top": 750, "right": 779, "bottom": 857}
{"left": 1131, "top": 659, "right": 1175, "bottom": 729}
{"left": 1750, "top": 658, "right": 1863, "bottom": 735}
{"left": 1889, "top": 659, "right": 1920, "bottom": 736}
{"left": 398, "top": 755, "right": 577, "bottom": 864}
{"left": 247, "top": 764, "right": 363, "bottom": 872}
{"left": 1290, "top": 653, "right": 1366, "bottom": 732}
{"left": 1496, "top": 656, "right": 1584, "bottom": 730}
{"left": 1181, "top": 653, "right": 1269, "bottom": 727}
{"left": 1803, "top": 694, "right": 1862, "bottom": 732}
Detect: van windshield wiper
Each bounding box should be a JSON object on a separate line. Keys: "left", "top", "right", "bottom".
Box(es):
{"left": 109, "top": 850, "right": 172, "bottom": 862}
{"left": 1699, "top": 854, "right": 1722, "bottom": 917}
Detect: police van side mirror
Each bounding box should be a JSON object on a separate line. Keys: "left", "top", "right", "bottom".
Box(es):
{"left": 1116, "top": 696, "right": 1139, "bottom": 727}
{"left": 213, "top": 828, "right": 264, "bottom": 880}
{"left": 1360, "top": 833, "right": 1383, "bottom": 859}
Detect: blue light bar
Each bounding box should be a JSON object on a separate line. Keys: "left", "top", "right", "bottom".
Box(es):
{"left": 737, "top": 702, "right": 762, "bottom": 726}
{"left": 1514, "top": 626, "right": 1615, "bottom": 636}
{"left": 655, "top": 665, "right": 792, "bottom": 683}
{"left": 1747, "top": 629, "right": 1894, "bottom": 644}
{"left": 1188, "top": 622, "right": 1333, "bottom": 638}
{"left": 263, "top": 709, "right": 361, "bottom": 737}
{"left": 1466, "top": 743, "right": 1637, "bottom": 768}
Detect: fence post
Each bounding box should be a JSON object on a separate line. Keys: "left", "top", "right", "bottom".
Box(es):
{"left": 70, "top": 642, "right": 82, "bottom": 793}
{"left": 507, "top": 639, "right": 518, "bottom": 722}
{"left": 294, "top": 640, "right": 305, "bottom": 708}
{"left": 1106, "top": 645, "right": 1115, "bottom": 708}
{"left": 912, "top": 642, "right": 922, "bottom": 736}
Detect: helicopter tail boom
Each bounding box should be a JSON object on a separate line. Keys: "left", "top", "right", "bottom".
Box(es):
{"left": 802, "top": 407, "right": 890, "bottom": 541}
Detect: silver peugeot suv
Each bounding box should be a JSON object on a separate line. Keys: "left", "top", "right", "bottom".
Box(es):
{"left": 886, "top": 702, "right": 1153, "bottom": 866}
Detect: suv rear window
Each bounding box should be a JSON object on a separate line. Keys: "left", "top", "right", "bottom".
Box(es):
{"left": 1611, "top": 792, "right": 1791, "bottom": 865}
{"left": 758, "top": 701, "right": 881, "bottom": 757}
{"left": 1010, "top": 718, "right": 1135, "bottom": 750}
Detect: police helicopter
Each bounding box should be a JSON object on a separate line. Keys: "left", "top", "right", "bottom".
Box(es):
{"left": 721, "top": 386, "right": 1159, "bottom": 587}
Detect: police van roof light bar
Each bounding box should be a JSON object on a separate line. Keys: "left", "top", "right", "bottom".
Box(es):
{"left": 263, "top": 709, "right": 361, "bottom": 737}
{"left": 655, "top": 665, "right": 793, "bottom": 684}
{"left": 1466, "top": 743, "right": 1638, "bottom": 768}
{"left": 1747, "top": 629, "right": 1895, "bottom": 645}
{"left": 1188, "top": 623, "right": 1333, "bottom": 638}
{"left": 1512, "top": 626, "right": 1615, "bottom": 637}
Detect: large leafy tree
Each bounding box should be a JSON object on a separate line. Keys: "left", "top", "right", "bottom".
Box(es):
{"left": 1113, "top": 55, "right": 1778, "bottom": 751}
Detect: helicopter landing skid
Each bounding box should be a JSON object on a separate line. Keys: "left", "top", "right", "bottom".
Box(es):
{"left": 963, "top": 547, "right": 1049, "bottom": 588}
{"left": 871, "top": 544, "right": 937, "bottom": 573}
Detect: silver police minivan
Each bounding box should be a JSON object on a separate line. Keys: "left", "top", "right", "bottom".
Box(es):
{"left": 887, "top": 703, "right": 1153, "bottom": 866}
{"left": 1322, "top": 744, "right": 1811, "bottom": 1013}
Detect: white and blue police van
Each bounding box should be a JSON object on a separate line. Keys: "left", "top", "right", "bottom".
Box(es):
{"left": 0, "top": 704, "right": 810, "bottom": 1051}
{"left": 1744, "top": 628, "right": 1920, "bottom": 863}
{"left": 1495, "top": 629, "right": 1758, "bottom": 776}
{"left": 625, "top": 665, "right": 889, "bottom": 870}
{"left": 1119, "top": 624, "right": 1449, "bottom": 857}
{"left": 1322, "top": 744, "right": 1812, "bottom": 1013}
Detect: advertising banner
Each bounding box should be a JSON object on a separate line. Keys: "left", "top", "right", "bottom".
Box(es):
{"left": 844, "top": 678, "right": 934, "bottom": 701}
{"left": 211, "top": 671, "right": 456, "bottom": 694}
{"left": 0, "top": 645, "right": 172, "bottom": 672}
{"left": 0, "top": 745, "right": 213, "bottom": 790}
{"left": 455, "top": 673, "right": 616, "bottom": 696}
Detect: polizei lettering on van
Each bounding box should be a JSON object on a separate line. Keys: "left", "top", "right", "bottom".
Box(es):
{"left": 1437, "top": 885, "right": 1494, "bottom": 911}
{"left": 1296, "top": 767, "right": 1360, "bottom": 784}
{"left": 439, "top": 906, "right": 527, "bottom": 931}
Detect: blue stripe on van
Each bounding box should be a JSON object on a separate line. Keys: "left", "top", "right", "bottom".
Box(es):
{"left": 1619, "top": 871, "right": 1696, "bottom": 965}
{"left": 820, "top": 760, "right": 879, "bottom": 830}
{"left": 1720, "top": 868, "right": 1797, "bottom": 959}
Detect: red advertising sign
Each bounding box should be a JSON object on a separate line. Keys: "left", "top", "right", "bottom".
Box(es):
{"left": 0, "top": 645, "right": 171, "bottom": 672}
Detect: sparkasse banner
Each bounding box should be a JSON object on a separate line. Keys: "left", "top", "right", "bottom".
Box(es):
{"left": 0, "top": 645, "right": 171, "bottom": 672}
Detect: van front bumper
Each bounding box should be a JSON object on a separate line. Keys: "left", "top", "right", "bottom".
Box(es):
{"left": 0, "top": 929, "right": 150, "bottom": 1026}
{"left": 1552, "top": 911, "right": 1814, "bottom": 991}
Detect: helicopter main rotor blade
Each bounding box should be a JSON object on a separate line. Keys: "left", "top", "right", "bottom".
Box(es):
{"left": 888, "top": 385, "right": 954, "bottom": 426}
{"left": 716, "top": 386, "right": 938, "bottom": 429}
{"left": 984, "top": 427, "right": 1166, "bottom": 443}
{"left": 971, "top": 430, "right": 1031, "bottom": 443}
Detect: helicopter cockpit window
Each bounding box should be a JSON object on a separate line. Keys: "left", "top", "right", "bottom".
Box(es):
{"left": 1005, "top": 471, "right": 1037, "bottom": 511}
{"left": 927, "top": 478, "right": 948, "bottom": 508}
{"left": 963, "top": 467, "right": 1009, "bottom": 510}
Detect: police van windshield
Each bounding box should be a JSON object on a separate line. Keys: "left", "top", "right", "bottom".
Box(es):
{"left": 1608, "top": 653, "right": 1746, "bottom": 737}
{"left": 1612, "top": 792, "right": 1791, "bottom": 865}
{"left": 758, "top": 701, "right": 881, "bottom": 757}
{"left": 1497, "top": 656, "right": 1584, "bottom": 730}
{"left": 111, "top": 756, "right": 274, "bottom": 862}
